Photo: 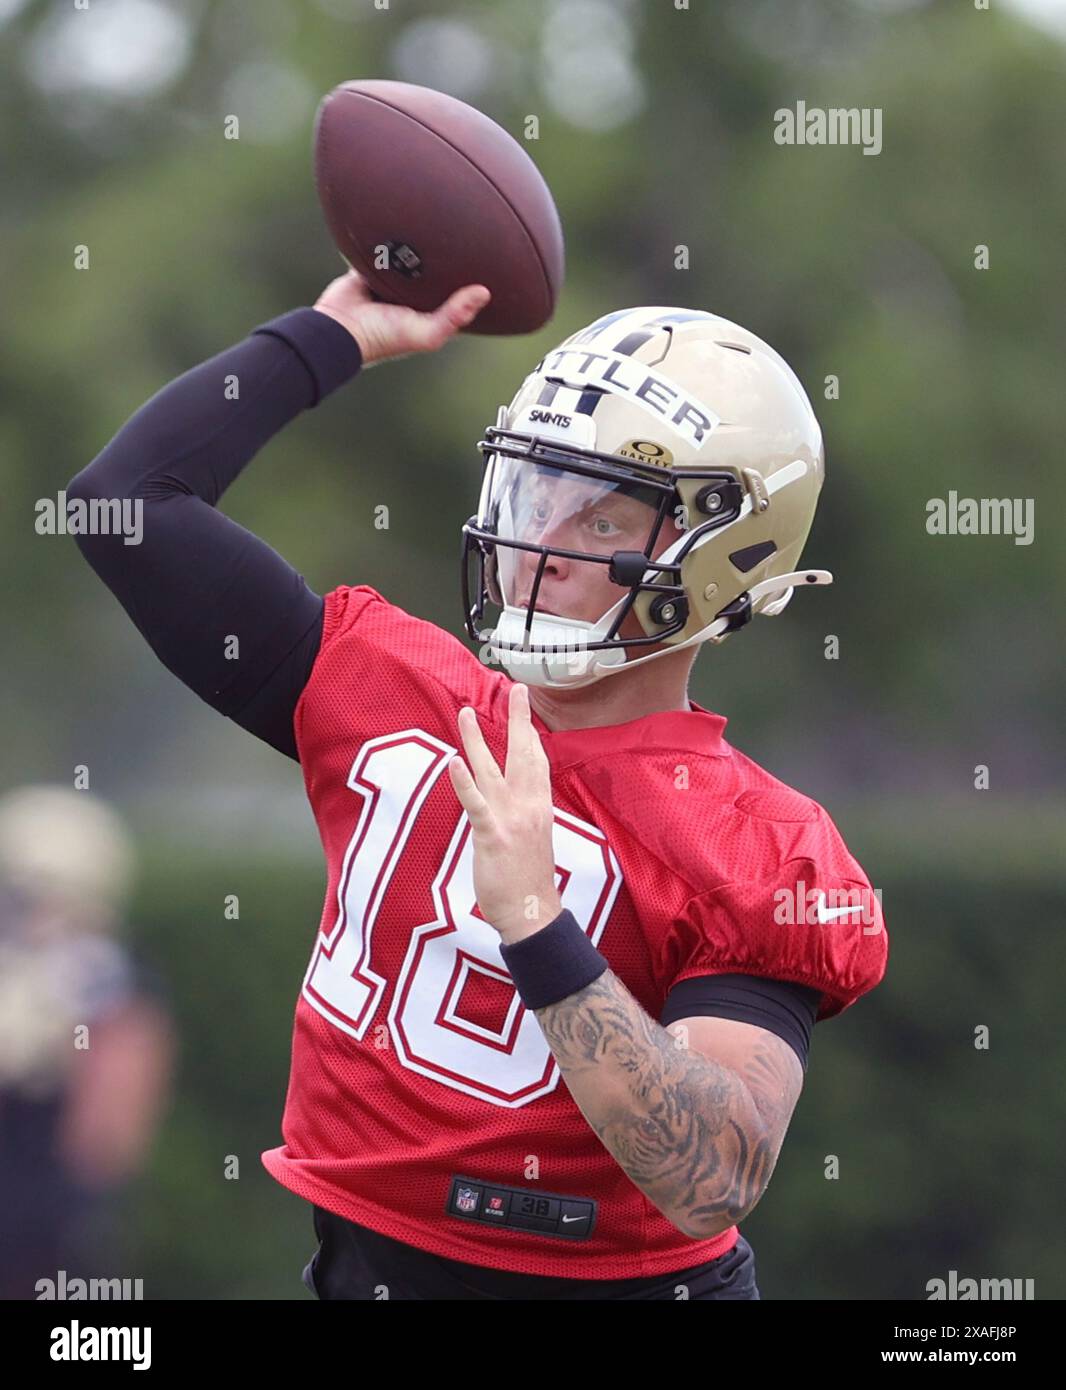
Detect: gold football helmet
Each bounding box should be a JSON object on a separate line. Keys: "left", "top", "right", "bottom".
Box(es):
{"left": 462, "top": 306, "right": 831, "bottom": 687}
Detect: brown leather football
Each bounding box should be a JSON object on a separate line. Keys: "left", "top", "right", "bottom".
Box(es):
{"left": 313, "top": 80, "right": 565, "bottom": 336}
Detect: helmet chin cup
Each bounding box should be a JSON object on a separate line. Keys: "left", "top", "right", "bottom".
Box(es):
{"left": 495, "top": 650, "right": 626, "bottom": 689}
{"left": 486, "top": 606, "right": 627, "bottom": 688}
{"left": 494, "top": 648, "right": 598, "bottom": 688}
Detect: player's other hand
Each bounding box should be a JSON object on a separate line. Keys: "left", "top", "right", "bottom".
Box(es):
{"left": 313, "top": 269, "right": 491, "bottom": 367}
{"left": 448, "top": 682, "right": 564, "bottom": 946}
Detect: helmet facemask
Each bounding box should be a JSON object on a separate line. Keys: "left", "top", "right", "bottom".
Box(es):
{"left": 462, "top": 427, "right": 739, "bottom": 687}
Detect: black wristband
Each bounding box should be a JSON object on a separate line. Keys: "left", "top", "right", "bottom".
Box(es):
{"left": 499, "top": 909, "right": 609, "bottom": 1010}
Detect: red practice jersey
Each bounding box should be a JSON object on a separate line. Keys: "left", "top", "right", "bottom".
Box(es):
{"left": 262, "top": 584, "right": 888, "bottom": 1278}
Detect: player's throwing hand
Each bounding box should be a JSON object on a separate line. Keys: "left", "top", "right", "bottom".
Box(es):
{"left": 447, "top": 682, "right": 563, "bottom": 946}
{"left": 313, "top": 268, "right": 490, "bottom": 366}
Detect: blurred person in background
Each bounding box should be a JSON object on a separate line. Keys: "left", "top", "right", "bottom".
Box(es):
{"left": 0, "top": 786, "right": 174, "bottom": 1300}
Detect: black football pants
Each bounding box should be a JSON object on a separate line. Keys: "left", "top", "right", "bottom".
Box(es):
{"left": 302, "top": 1205, "right": 760, "bottom": 1301}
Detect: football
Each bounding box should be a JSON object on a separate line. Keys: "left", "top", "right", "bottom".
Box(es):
{"left": 313, "top": 79, "right": 565, "bottom": 335}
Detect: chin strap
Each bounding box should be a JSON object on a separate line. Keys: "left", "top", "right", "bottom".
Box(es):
{"left": 702, "top": 568, "right": 833, "bottom": 644}
{"left": 492, "top": 570, "right": 835, "bottom": 689}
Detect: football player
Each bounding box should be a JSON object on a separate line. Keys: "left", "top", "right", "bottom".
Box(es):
{"left": 68, "top": 270, "right": 887, "bottom": 1300}
{"left": 0, "top": 787, "right": 173, "bottom": 1298}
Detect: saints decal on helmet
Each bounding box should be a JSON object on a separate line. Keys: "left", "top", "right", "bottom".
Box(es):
{"left": 461, "top": 306, "right": 832, "bottom": 688}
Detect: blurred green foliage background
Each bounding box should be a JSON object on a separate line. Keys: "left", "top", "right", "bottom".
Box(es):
{"left": 1, "top": 0, "right": 1063, "bottom": 1298}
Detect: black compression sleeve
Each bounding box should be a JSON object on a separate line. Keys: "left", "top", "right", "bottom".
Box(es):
{"left": 659, "top": 974, "right": 821, "bottom": 1072}
{"left": 67, "top": 308, "right": 363, "bottom": 759}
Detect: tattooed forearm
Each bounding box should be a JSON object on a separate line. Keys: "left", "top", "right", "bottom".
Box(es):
{"left": 735, "top": 1025, "right": 804, "bottom": 1141}
{"left": 534, "top": 968, "right": 797, "bottom": 1239}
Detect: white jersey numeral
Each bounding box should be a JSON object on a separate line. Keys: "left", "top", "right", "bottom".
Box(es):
{"left": 302, "top": 731, "right": 621, "bottom": 1107}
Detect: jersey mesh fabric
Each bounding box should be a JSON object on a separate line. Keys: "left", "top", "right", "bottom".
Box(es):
{"left": 262, "top": 585, "right": 887, "bottom": 1278}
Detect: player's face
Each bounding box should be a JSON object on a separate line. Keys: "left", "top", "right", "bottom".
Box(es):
{"left": 509, "top": 472, "right": 684, "bottom": 633}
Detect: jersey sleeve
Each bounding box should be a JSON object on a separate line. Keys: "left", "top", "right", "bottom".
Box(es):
{"left": 292, "top": 583, "right": 501, "bottom": 760}
{"left": 660, "top": 808, "right": 888, "bottom": 1023}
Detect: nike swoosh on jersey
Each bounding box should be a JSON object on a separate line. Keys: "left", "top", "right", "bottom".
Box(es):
{"left": 813, "top": 891, "right": 866, "bottom": 923}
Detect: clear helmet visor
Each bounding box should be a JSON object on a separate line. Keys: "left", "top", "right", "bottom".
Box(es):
{"left": 479, "top": 454, "right": 666, "bottom": 616}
